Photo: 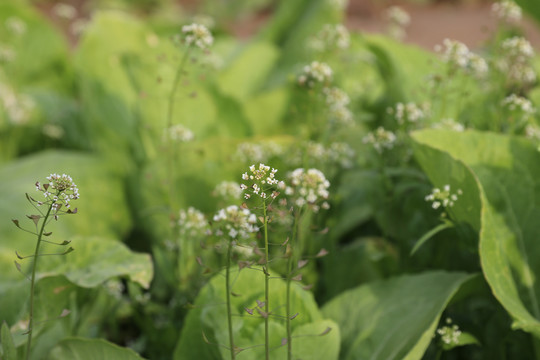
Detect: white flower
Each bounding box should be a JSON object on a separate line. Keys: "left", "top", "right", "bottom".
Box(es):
{"left": 492, "top": 1, "right": 522, "bottom": 23}
{"left": 436, "top": 318, "right": 462, "bottom": 345}
{"left": 181, "top": 23, "right": 213, "bottom": 50}
{"left": 213, "top": 205, "right": 258, "bottom": 240}
{"left": 285, "top": 168, "right": 330, "bottom": 212}
{"left": 297, "top": 61, "right": 333, "bottom": 88}
{"left": 425, "top": 185, "right": 461, "bottom": 209}
{"left": 178, "top": 207, "right": 208, "bottom": 237}
{"left": 308, "top": 24, "right": 350, "bottom": 52}
{"left": 165, "top": 124, "right": 194, "bottom": 142}
{"left": 363, "top": 127, "right": 397, "bottom": 153}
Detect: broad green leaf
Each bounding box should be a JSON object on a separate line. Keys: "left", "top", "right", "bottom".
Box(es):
{"left": 174, "top": 267, "right": 340, "bottom": 360}
{"left": 322, "top": 271, "right": 474, "bottom": 360}
{"left": 0, "top": 1, "right": 71, "bottom": 91}
{"left": 1, "top": 321, "right": 17, "bottom": 360}
{"left": 412, "top": 129, "right": 540, "bottom": 338}
{"left": 217, "top": 41, "right": 280, "bottom": 101}
{"left": 47, "top": 337, "right": 145, "bottom": 359}
{"left": 0, "top": 150, "right": 132, "bottom": 267}
{"left": 39, "top": 236, "right": 153, "bottom": 289}
{"left": 515, "top": 0, "right": 540, "bottom": 26}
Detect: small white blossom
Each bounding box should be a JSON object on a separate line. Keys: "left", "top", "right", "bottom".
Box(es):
{"left": 213, "top": 205, "right": 258, "bottom": 240}
{"left": 425, "top": 185, "right": 462, "bottom": 210}
{"left": 285, "top": 168, "right": 330, "bottom": 212}
{"left": 297, "top": 61, "right": 333, "bottom": 88}
{"left": 213, "top": 181, "right": 243, "bottom": 200}
{"left": 385, "top": 6, "right": 410, "bottom": 40}
{"left": 53, "top": 3, "right": 77, "bottom": 20}
{"left": 181, "top": 23, "right": 213, "bottom": 50}
{"left": 35, "top": 173, "right": 80, "bottom": 214}
{"left": 308, "top": 24, "right": 350, "bottom": 52}
{"left": 435, "top": 39, "right": 489, "bottom": 78}
{"left": 497, "top": 37, "right": 536, "bottom": 86}
{"left": 5, "top": 17, "right": 27, "bottom": 36}
{"left": 436, "top": 318, "right": 462, "bottom": 345}
{"left": 178, "top": 207, "right": 209, "bottom": 238}
{"left": 164, "top": 124, "right": 194, "bottom": 142}
{"left": 362, "top": 127, "right": 397, "bottom": 153}
{"left": 389, "top": 102, "right": 428, "bottom": 126}
{"left": 492, "top": 1, "right": 522, "bottom": 23}
{"left": 241, "top": 163, "right": 283, "bottom": 200}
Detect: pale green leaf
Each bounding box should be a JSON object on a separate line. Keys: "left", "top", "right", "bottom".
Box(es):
{"left": 322, "top": 271, "right": 474, "bottom": 360}
{"left": 47, "top": 337, "right": 145, "bottom": 359}
{"left": 1, "top": 321, "right": 17, "bottom": 360}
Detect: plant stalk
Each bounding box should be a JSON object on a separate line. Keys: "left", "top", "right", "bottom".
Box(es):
{"left": 263, "top": 199, "right": 270, "bottom": 360}
{"left": 286, "top": 210, "right": 301, "bottom": 360}
{"left": 25, "top": 203, "right": 53, "bottom": 360}
{"left": 226, "top": 240, "right": 236, "bottom": 360}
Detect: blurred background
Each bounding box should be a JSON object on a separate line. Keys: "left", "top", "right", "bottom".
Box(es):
{"left": 28, "top": 0, "right": 540, "bottom": 50}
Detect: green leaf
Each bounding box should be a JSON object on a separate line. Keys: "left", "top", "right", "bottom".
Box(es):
{"left": 412, "top": 129, "right": 540, "bottom": 338}
{"left": 40, "top": 236, "right": 153, "bottom": 289}
{"left": 322, "top": 271, "right": 474, "bottom": 360}
{"left": 0, "top": 151, "right": 132, "bottom": 284}
{"left": 217, "top": 41, "right": 280, "bottom": 101}
{"left": 1, "top": 321, "right": 17, "bottom": 360}
{"left": 174, "top": 268, "right": 340, "bottom": 360}
{"left": 47, "top": 337, "right": 146, "bottom": 359}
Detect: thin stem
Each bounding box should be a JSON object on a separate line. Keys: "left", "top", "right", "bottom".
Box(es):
{"left": 286, "top": 210, "right": 301, "bottom": 360}
{"left": 165, "top": 48, "right": 191, "bottom": 213}
{"left": 25, "top": 203, "right": 53, "bottom": 360}
{"left": 226, "top": 240, "right": 236, "bottom": 360}
{"left": 263, "top": 199, "right": 270, "bottom": 360}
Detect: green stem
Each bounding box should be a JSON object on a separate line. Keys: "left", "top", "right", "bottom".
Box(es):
{"left": 165, "top": 48, "right": 191, "bottom": 213}
{"left": 263, "top": 199, "right": 270, "bottom": 360}
{"left": 226, "top": 240, "right": 236, "bottom": 360}
{"left": 25, "top": 203, "right": 53, "bottom": 360}
{"left": 286, "top": 210, "right": 301, "bottom": 360}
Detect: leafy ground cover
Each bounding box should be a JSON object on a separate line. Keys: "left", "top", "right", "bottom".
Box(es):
{"left": 2, "top": 0, "right": 540, "bottom": 359}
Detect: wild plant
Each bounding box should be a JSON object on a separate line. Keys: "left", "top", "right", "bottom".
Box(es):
{"left": 12, "top": 174, "right": 79, "bottom": 359}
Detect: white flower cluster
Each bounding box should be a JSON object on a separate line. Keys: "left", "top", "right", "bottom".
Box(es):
{"left": 288, "top": 141, "right": 355, "bottom": 169}
{"left": 165, "top": 124, "right": 194, "bottom": 143}
{"left": 385, "top": 6, "right": 410, "bottom": 40}
{"left": 297, "top": 61, "right": 333, "bottom": 88}
{"left": 308, "top": 24, "right": 350, "bottom": 52}
{"left": 425, "top": 185, "right": 462, "bottom": 210}
{"left": 35, "top": 173, "right": 80, "bottom": 212}
{"left": 388, "top": 102, "right": 428, "bottom": 126}
{"left": 0, "top": 83, "right": 35, "bottom": 124}
{"left": 213, "top": 181, "right": 243, "bottom": 200}
{"left": 435, "top": 39, "right": 489, "bottom": 77}
{"left": 502, "top": 94, "right": 535, "bottom": 115}
{"left": 324, "top": 87, "right": 354, "bottom": 125}
{"left": 235, "top": 141, "right": 284, "bottom": 164}
{"left": 53, "top": 3, "right": 77, "bottom": 20}
{"left": 178, "top": 207, "right": 209, "bottom": 238}
{"left": 362, "top": 127, "right": 397, "bottom": 153}
{"left": 525, "top": 124, "right": 540, "bottom": 141}
{"left": 241, "top": 164, "right": 284, "bottom": 200}
{"left": 0, "top": 45, "right": 15, "bottom": 63}
{"left": 492, "top": 1, "right": 522, "bottom": 23}
{"left": 213, "top": 205, "right": 258, "bottom": 239}
{"left": 432, "top": 118, "right": 465, "bottom": 132}
{"left": 181, "top": 23, "right": 213, "bottom": 50}
{"left": 5, "top": 17, "right": 27, "bottom": 36}
{"left": 285, "top": 168, "right": 330, "bottom": 212}
{"left": 327, "top": 0, "right": 348, "bottom": 10}
{"left": 497, "top": 36, "right": 536, "bottom": 86}
{"left": 436, "top": 318, "right": 462, "bottom": 345}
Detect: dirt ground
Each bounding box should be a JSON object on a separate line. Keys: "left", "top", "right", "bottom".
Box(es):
{"left": 35, "top": 0, "right": 540, "bottom": 52}
{"left": 345, "top": 0, "right": 540, "bottom": 51}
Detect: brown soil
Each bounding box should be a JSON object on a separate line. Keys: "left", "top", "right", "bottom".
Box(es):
{"left": 34, "top": 0, "right": 540, "bottom": 52}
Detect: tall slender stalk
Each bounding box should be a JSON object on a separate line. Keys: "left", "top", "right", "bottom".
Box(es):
{"left": 25, "top": 204, "right": 53, "bottom": 360}
{"left": 165, "top": 49, "right": 191, "bottom": 212}
{"left": 262, "top": 199, "right": 270, "bottom": 360}
{"left": 225, "top": 240, "right": 236, "bottom": 360}
{"left": 286, "top": 210, "right": 301, "bottom": 360}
